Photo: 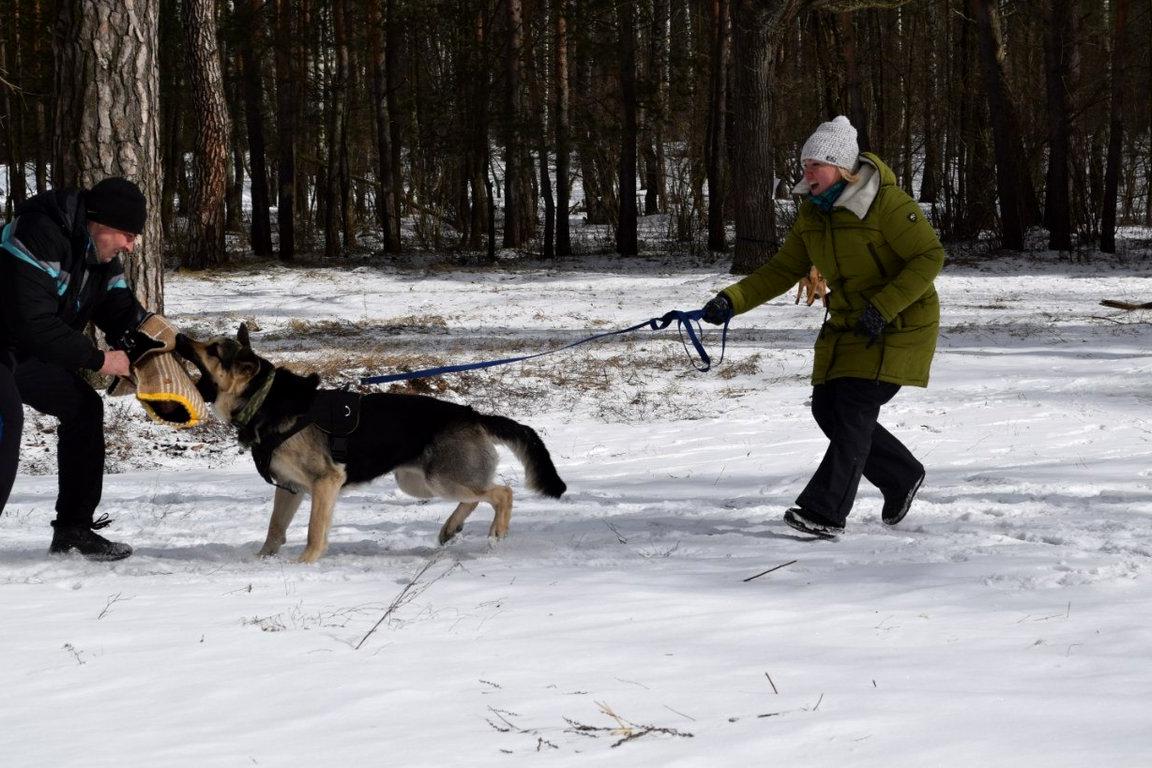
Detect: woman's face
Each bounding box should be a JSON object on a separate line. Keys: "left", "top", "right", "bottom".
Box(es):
{"left": 802, "top": 160, "right": 842, "bottom": 196}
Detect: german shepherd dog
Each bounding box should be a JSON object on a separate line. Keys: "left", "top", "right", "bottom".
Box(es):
{"left": 174, "top": 324, "right": 566, "bottom": 563}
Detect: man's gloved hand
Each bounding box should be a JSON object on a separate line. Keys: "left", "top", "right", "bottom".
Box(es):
{"left": 115, "top": 329, "right": 165, "bottom": 365}
{"left": 854, "top": 304, "right": 887, "bottom": 348}
{"left": 113, "top": 314, "right": 165, "bottom": 365}
{"left": 702, "top": 293, "right": 733, "bottom": 325}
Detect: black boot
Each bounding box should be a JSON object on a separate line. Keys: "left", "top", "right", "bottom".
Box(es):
{"left": 49, "top": 515, "right": 133, "bottom": 561}
{"left": 783, "top": 507, "right": 844, "bottom": 539}
{"left": 882, "top": 471, "right": 925, "bottom": 526}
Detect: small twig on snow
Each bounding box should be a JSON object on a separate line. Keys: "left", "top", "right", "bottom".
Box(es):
{"left": 564, "top": 701, "right": 694, "bottom": 748}
{"left": 355, "top": 555, "right": 459, "bottom": 650}
{"left": 97, "top": 592, "right": 131, "bottom": 620}
{"left": 744, "top": 559, "right": 798, "bottom": 583}
{"left": 765, "top": 672, "right": 779, "bottom": 694}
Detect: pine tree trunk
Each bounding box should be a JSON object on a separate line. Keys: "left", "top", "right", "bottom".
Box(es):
{"left": 2, "top": 7, "right": 27, "bottom": 208}
{"left": 705, "top": 0, "right": 729, "bottom": 253}
{"left": 533, "top": 0, "right": 555, "bottom": 259}
{"left": 555, "top": 0, "right": 572, "bottom": 257}
{"left": 52, "top": 0, "right": 164, "bottom": 311}
{"left": 616, "top": 0, "right": 638, "bottom": 256}
{"left": 919, "top": 0, "right": 940, "bottom": 204}
{"left": 239, "top": 0, "right": 273, "bottom": 257}
{"left": 729, "top": 0, "right": 776, "bottom": 275}
{"left": 369, "top": 0, "right": 399, "bottom": 253}
{"left": 1044, "top": 0, "right": 1074, "bottom": 251}
{"left": 503, "top": 0, "right": 535, "bottom": 248}
{"left": 274, "top": 0, "right": 296, "bottom": 261}
{"left": 324, "top": 0, "right": 353, "bottom": 257}
{"left": 386, "top": 0, "right": 403, "bottom": 247}
{"left": 1101, "top": 0, "right": 1130, "bottom": 254}
{"left": 182, "top": 0, "right": 231, "bottom": 269}
{"left": 970, "top": 0, "right": 1025, "bottom": 251}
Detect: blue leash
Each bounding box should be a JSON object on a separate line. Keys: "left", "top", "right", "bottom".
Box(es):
{"left": 360, "top": 309, "right": 729, "bottom": 385}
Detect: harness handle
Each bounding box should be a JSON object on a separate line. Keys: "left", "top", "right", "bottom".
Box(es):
{"left": 360, "top": 309, "right": 729, "bottom": 385}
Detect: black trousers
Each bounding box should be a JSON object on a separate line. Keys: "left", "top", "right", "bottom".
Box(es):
{"left": 0, "top": 359, "right": 23, "bottom": 513}
{"left": 11, "top": 358, "right": 105, "bottom": 526}
{"left": 795, "top": 377, "right": 923, "bottom": 526}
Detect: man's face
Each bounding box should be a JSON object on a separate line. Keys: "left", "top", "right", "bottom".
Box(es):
{"left": 88, "top": 221, "right": 139, "bottom": 263}
{"left": 801, "top": 160, "right": 842, "bottom": 196}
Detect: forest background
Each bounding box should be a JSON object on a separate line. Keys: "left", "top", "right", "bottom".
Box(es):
{"left": 1, "top": 0, "right": 1151, "bottom": 312}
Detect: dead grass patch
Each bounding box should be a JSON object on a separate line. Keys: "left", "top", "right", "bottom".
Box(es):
{"left": 715, "top": 353, "right": 762, "bottom": 379}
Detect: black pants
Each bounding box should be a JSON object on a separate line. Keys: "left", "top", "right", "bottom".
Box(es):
{"left": 0, "top": 359, "right": 23, "bottom": 513}
{"left": 11, "top": 358, "right": 105, "bottom": 526}
{"left": 795, "top": 377, "right": 923, "bottom": 526}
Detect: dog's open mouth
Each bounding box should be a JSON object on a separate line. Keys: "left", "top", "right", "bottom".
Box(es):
{"left": 174, "top": 334, "right": 219, "bottom": 403}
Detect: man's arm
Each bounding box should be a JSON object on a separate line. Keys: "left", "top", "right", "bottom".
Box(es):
{"left": 0, "top": 219, "right": 106, "bottom": 370}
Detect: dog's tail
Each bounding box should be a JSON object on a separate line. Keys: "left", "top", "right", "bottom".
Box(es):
{"left": 479, "top": 414, "right": 567, "bottom": 498}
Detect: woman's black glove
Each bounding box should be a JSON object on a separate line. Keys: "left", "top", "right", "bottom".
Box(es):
{"left": 702, "top": 293, "right": 733, "bottom": 325}
{"left": 854, "top": 304, "right": 887, "bottom": 348}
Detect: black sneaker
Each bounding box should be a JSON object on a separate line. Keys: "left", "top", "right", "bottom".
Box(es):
{"left": 49, "top": 516, "right": 133, "bottom": 561}
{"left": 783, "top": 507, "right": 844, "bottom": 539}
{"left": 882, "top": 471, "right": 925, "bottom": 526}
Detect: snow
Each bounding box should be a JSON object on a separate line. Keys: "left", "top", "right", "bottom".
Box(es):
{"left": 3, "top": 249, "right": 1152, "bottom": 766}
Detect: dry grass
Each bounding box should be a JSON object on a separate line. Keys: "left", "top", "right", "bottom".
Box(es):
{"left": 715, "top": 352, "right": 762, "bottom": 379}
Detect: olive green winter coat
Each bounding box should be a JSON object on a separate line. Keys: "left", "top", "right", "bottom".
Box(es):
{"left": 721, "top": 153, "right": 944, "bottom": 387}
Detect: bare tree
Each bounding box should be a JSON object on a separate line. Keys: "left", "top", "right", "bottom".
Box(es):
{"left": 969, "top": 0, "right": 1040, "bottom": 251}
{"left": 273, "top": 0, "right": 297, "bottom": 261}
{"left": 503, "top": 0, "right": 535, "bottom": 248}
{"left": 52, "top": 0, "right": 164, "bottom": 311}
{"left": 616, "top": 0, "right": 638, "bottom": 255}
{"left": 182, "top": 0, "right": 231, "bottom": 269}
{"left": 324, "top": 0, "right": 354, "bottom": 257}
{"left": 705, "top": 0, "right": 730, "bottom": 253}
{"left": 1101, "top": 0, "right": 1131, "bottom": 253}
{"left": 555, "top": 0, "right": 572, "bottom": 256}
{"left": 369, "top": 0, "right": 400, "bottom": 253}
{"left": 238, "top": 0, "right": 273, "bottom": 257}
{"left": 729, "top": 0, "right": 777, "bottom": 274}
{"left": 1044, "top": 0, "right": 1075, "bottom": 251}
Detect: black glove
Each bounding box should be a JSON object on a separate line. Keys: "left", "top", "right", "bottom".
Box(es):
{"left": 113, "top": 313, "right": 164, "bottom": 364}
{"left": 854, "top": 304, "right": 887, "bottom": 348}
{"left": 702, "top": 293, "right": 733, "bottom": 325}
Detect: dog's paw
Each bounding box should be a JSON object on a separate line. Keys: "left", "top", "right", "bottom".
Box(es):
{"left": 297, "top": 548, "right": 324, "bottom": 564}
{"left": 487, "top": 522, "right": 509, "bottom": 540}
{"left": 438, "top": 523, "right": 463, "bottom": 545}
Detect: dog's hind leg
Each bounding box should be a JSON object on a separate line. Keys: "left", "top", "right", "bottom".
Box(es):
{"left": 299, "top": 474, "right": 344, "bottom": 564}
{"left": 259, "top": 486, "right": 304, "bottom": 557}
{"left": 483, "top": 485, "right": 514, "bottom": 540}
{"left": 439, "top": 501, "right": 479, "bottom": 545}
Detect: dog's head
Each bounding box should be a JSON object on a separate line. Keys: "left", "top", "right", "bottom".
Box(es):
{"left": 174, "top": 323, "right": 267, "bottom": 417}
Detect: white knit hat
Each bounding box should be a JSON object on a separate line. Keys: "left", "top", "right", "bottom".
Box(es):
{"left": 799, "top": 115, "right": 859, "bottom": 170}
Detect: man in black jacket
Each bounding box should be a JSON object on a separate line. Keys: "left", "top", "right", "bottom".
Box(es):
{"left": 0, "top": 177, "right": 150, "bottom": 561}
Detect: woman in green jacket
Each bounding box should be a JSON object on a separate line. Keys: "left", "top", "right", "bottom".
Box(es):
{"left": 702, "top": 116, "right": 945, "bottom": 538}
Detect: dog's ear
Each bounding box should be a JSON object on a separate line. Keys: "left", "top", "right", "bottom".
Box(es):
{"left": 237, "top": 323, "right": 250, "bottom": 348}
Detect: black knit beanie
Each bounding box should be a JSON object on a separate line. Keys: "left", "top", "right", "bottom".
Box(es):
{"left": 85, "top": 178, "right": 147, "bottom": 235}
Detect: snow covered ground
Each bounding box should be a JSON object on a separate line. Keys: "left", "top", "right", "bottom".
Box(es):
{"left": 3, "top": 251, "right": 1152, "bottom": 767}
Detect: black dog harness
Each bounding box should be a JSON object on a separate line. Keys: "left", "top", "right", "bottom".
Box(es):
{"left": 233, "top": 368, "right": 363, "bottom": 491}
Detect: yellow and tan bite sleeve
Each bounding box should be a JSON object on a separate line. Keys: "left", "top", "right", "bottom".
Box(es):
{"left": 110, "top": 314, "right": 207, "bottom": 428}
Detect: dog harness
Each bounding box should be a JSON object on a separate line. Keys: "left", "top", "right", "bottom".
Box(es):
{"left": 232, "top": 368, "right": 364, "bottom": 491}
